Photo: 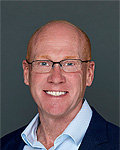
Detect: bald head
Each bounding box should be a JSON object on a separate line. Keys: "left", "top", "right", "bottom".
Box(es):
{"left": 26, "top": 20, "right": 91, "bottom": 61}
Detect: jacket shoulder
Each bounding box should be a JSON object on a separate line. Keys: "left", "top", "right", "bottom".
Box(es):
{"left": 92, "top": 107, "right": 119, "bottom": 148}
{"left": 106, "top": 120, "right": 119, "bottom": 142}
{"left": 1, "top": 126, "right": 26, "bottom": 150}
{"left": 80, "top": 107, "right": 119, "bottom": 150}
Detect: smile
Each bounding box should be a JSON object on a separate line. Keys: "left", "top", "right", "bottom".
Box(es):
{"left": 45, "top": 91, "right": 67, "bottom": 96}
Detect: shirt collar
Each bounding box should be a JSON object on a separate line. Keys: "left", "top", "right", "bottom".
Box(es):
{"left": 55, "top": 99, "right": 92, "bottom": 146}
{"left": 21, "top": 99, "right": 92, "bottom": 148}
{"left": 21, "top": 113, "right": 40, "bottom": 146}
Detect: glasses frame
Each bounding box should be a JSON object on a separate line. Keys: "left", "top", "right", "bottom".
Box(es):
{"left": 26, "top": 59, "right": 91, "bottom": 73}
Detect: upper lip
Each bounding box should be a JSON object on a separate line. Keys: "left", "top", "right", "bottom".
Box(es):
{"left": 43, "top": 90, "right": 68, "bottom": 93}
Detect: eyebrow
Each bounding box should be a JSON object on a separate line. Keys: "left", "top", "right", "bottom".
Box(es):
{"left": 34, "top": 55, "right": 51, "bottom": 60}
{"left": 64, "top": 56, "right": 78, "bottom": 59}
{"left": 39, "top": 55, "right": 50, "bottom": 59}
{"left": 36, "top": 55, "right": 78, "bottom": 60}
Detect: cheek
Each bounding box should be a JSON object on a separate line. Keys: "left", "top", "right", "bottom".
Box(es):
{"left": 29, "top": 73, "right": 47, "bottom": 99}
{"left": 29, "top": 73, "right": 46, "bottom": 86}
{"left": 68, "top": 72, "right": 86, "bottom": 97}
{"left": 68, "top": 73, "right": 81, "bottom": 91}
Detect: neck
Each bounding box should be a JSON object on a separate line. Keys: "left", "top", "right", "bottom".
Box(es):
{"left": 37, "top": 116, "right": 70, "bottom": 149}
{"left": 37, "top": 101, "right": 83, "bottom": 149}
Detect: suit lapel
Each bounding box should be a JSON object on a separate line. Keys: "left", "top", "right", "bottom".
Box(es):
{"left": 78, "top": 107, "right": 108, "bottom": 150}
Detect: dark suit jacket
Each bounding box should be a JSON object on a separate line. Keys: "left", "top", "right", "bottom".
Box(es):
{"left": 1, "top": 107, "right": 119, "bottom": 150}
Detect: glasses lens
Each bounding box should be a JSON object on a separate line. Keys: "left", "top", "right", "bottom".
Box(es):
{"left": 32, "top": 60, "right": 52, "bottom": 73}
{"left": 61, "top": 60, "right": 81, "bottom": 72}
{"left": 30, "top": 59, "right": 82, "bottom": 73}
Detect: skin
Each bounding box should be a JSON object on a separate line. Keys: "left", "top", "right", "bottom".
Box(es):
{"left": 23, "top": 20, "right": 95, "bottom": 149}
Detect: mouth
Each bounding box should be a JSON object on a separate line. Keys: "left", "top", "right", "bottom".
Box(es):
{"left": 44, "top": 90, "right": 68, "bottom": 96}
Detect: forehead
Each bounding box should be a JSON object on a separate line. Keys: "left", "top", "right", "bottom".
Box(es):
{"left": 28, "top": 23, "right": 89, "bottom": 61}
{"left": 31, "top": 38, "right": 81, "bottom": 61}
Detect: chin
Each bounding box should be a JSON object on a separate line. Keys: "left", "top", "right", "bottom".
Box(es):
{"left": 43, "top": 105, "right": 70, "bottom": 118}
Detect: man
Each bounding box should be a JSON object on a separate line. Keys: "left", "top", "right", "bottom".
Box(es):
{"left": 1, "top": 20, "right": 119, "bottom": 150}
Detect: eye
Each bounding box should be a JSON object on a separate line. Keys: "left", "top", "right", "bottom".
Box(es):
{"left": 35, "top": 61, "right": 50, "bottom": 67}
{"left": 66, "top": 62, "right": 74, "bottom": 66}
{"left": 40, "top": 62, "right": 49, "bottom": 66}
{"left": 64, "top": 61, "right": 75, "bottom": 67}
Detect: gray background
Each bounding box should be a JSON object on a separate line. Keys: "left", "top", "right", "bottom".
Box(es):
{"left": 1, "top": 1, "right": 119, "bottom": 137}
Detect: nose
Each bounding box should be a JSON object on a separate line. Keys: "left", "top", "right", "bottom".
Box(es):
{"left": 47, "top": 64, "right": 66, "bottom": 84}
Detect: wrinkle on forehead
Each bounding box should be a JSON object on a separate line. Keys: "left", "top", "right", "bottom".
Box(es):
{"left": 26, "top": 20, "right": 91, "bottom": 61}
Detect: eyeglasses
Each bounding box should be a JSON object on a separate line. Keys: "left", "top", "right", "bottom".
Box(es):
{"left": 26, "top": 59, "right": 91, "bottom": 73}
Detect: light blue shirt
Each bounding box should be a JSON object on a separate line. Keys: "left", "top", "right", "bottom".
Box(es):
{"left": 21, "top": 99, "right": 92, "bottom": 150}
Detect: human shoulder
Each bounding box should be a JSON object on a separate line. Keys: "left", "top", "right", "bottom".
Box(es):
{"left": 106, "top": 120, "right": 119, "bottom": 142}
{"left": 91, "top": 106, "right": 119, "bottom": 133}
{"left": 1, "top": 126, "right": 26, "bottom": 150}
{"left": 79, "top": 107, "right": 119, "bottom": 150}
{"left": 92, "top": 106, "right": 119, "bottom": 127}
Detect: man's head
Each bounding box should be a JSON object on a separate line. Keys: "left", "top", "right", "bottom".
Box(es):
{"left": 23, "top": 20, "right": 95, "bottom": 118}
{"left": 26, "top": 20, "right": 91, "bottom": 61}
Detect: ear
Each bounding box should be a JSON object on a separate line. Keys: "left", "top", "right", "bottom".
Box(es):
{"left": 86, "top": 61, "right": 95, "bottom": 86}
{"left": 22, "top": 60, "right": 30, "bottom": 85}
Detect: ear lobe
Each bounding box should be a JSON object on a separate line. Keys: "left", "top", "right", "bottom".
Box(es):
{"left": 22, "top": 60, "right": 30, "bottom": 85}
{"left": 86, "top": 61, "right": 95, "bottom": 86}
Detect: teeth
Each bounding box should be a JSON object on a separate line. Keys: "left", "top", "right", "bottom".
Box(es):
{"left": 46, "top": 91, "right": 66, "bottom": 96}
